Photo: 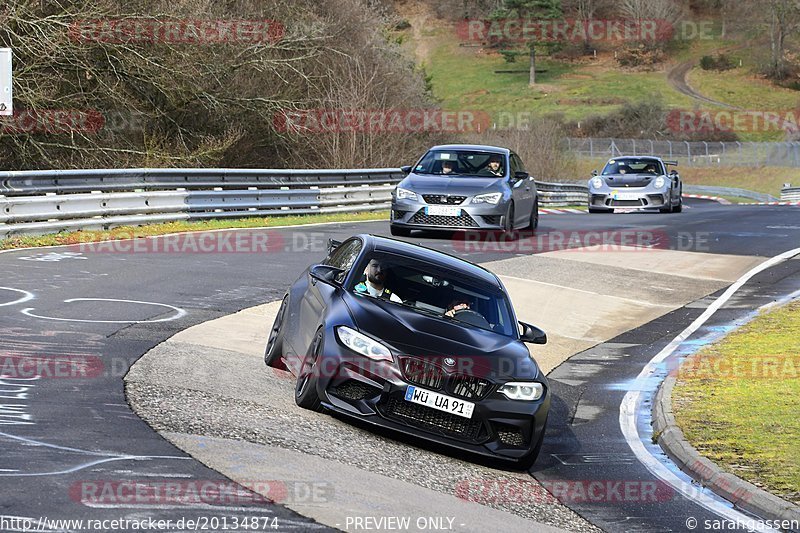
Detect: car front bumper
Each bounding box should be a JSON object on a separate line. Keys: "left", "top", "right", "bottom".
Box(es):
{"left": 589, "top": 188, "right": 669, "bottom": 210}
{"left": 391, "top": 198, "right": 509, "bottom": 230}
{"left": 314, "top": 337, "right": 550, "bottom": 464}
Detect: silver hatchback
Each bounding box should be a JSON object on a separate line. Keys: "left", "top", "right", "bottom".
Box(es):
{"left": 390, "top": 144, "right": 539, "bottom": 236}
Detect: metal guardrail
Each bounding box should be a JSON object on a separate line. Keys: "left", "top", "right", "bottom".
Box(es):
{"left": 0, "top": 168, "right": 587, "bottom": 237}
{"left": 781, "top": 186, "right": 800, "bottom": 202}
{"left": 683, "top": 185, "right": 778, "bottom": 203}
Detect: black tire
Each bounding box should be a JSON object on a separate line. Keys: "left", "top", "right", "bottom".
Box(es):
{"left": 528, "top": 198, "right": 539, "bottom": 230}
{"left": 390, "top": 225, "right": 411, "bottom": 237}
{"left": 660, "top": 189, "right": 674, "bottom": 213}
{"left": 503, "top": 202, "right": 515, "bottom": 234}
{"left": 295, "top": 328, "right": 324, "bottom": 411}
{"left": 264, "top": 295, "right": 288, "bottom": 368}
{"left": 673, "top": 194, "right": 683, "bottom": 213}
{"left": 517, "top": 419, "right": 547, "bottom": 470}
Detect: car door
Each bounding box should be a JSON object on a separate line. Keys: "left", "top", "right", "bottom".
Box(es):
{"left": 296, "top": 238, "right": 363, "bottom": 356}
{"left": 510, "top": 153, "right": 535, "bottom": 226}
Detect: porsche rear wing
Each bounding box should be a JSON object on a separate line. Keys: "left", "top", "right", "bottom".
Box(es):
{"left": 663, "top": 160, "right": 678, "bottom": 166}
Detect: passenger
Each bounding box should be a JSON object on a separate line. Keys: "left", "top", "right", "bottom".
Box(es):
{"left": 644, "top": 164, "right": 658, "bottom": 174}
{"left": 441, "top": 160, "right": 457, "bottom": 175}
{"left": 354, "top": 259, "right": 402, "bottom": 303}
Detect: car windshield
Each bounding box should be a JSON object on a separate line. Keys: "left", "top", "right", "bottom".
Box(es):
{"left": 413, "top": 150, "right": 506, "bottom": 177}
{"left": 349, "top": 252, "right": 516, "bottom": 337}
{"left": 602, "top": 159, "right": 663, "bottom": 176}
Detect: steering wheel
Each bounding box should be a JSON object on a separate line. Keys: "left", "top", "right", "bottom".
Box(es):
{"left": 452, "top": 309, "right": 490, "bottom": 329}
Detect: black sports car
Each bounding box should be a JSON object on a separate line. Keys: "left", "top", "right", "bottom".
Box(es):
{"left": 264, "top": 234, "right": 550, "bottom": 468}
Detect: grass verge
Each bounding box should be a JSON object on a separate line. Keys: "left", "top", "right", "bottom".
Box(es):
{"left": 0, "top": 211, "right": 389, "bottom": 251}
{"left": 672, "top": 300, "right": 800, "bottom": 505}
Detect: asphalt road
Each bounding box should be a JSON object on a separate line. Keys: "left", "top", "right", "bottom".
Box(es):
{"left": 0, "top": 198, "right": 798, "bottom": 532}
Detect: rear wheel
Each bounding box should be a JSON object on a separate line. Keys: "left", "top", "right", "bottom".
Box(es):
{"left": 295, "top": 329, "right": 324, "bottom": 411}
{"left": 390, "top": 225, "right": 411, "bottom": 237}
{"left": 264, "top": 295, "right": 288, "bottom": 369}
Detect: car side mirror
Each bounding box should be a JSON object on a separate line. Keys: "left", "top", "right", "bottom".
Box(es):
{"left": 400, "top": 165, "right": 412, "bottom": 174}
{"left": 310, "top": 264, "right": 345, "bottom": 286}
{"left": 669, "top": 170, "right": 678, "bottom": 177}
{"left": 514, "top": 171, "right": 529, "bottom": 181}
{"left": 519, "top": 321, "right": 547, "bottom": 344}
{"left": 591, "top": 170, "right": 598, "bottom": 176}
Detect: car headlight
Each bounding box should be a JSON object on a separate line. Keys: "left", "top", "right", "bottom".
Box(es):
{"left": 498, "top": 382, "right": 544, "bottom": 401}
{"left": 336, "top": 326, "right": 393, "bottom": 362}
{"left": 654, "top": 177, "right": 665, "bottom": 188}
{"left": 471, "top": 192, "right": 503, "bottom": 205}
{"left": 396, "top": 187, "right": 418, "bottom": 201}
{"left": 591, "top": 177, "right": 604, "bottom": 189}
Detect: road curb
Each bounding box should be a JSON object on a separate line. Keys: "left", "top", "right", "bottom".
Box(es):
{"left": 653, "top": 366, "right": 800, "bottom": 524}
{"left": 539, "top": 208, "right": 587, "bottom": 215}
{"left": 682, "top": 194, "right": 731, "bottom": 205}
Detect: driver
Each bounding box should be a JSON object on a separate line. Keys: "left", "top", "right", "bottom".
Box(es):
{"left": 354, "top": 259, "right": 402, "bottom": 302}
{"left": 486, "top": 155, "right": 503, "bottom": 177}
{"left": 444, "top": 297, "right": 471, "bottom": 317}
{"left": 441, "top": 160, "right": 457, "bottom": 174}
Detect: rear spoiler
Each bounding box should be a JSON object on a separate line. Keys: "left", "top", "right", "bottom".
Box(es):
{"left": 663, "top": 160, "right": 678, "bottom": 166}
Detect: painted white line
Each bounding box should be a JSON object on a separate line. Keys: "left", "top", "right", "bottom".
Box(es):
{"left": 620, "top": 246, "right": 800, "bottom": 531}
{"left": 21, "top": 298, "right": 186, "bottom": 324}
{"left": 0, "top": 287, "right": 34, "bottom": 307}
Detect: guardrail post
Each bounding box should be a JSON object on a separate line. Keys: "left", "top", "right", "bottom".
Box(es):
{"left": 685, "top": 141, "right": 691, "bottom": 165}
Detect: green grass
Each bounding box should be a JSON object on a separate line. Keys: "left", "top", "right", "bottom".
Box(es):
{"left": 0, "top": 211, "right": 388, "bottom": 251}
{"left": 672, "top": 300, "right": 800, "bottom": 505}
{"left": 423, "top": 28, "right": 699, "bottom": 123}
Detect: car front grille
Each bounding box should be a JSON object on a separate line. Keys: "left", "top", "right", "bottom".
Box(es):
{"left": 608, "top": 199, "right": 645, "bottom": 207}
{"left": 409, "top": 209, "right": 478, "bottom": 227}
{"left": 383, "top": 396, "right": 485, "bottom": 441}
{"left": 402, "top": 358, "right": 444, "bottom": 389}
{"left": 423, "top": 194, "right": 467, "bottom": 205}
{"left": 449, "top": 374, "right": 492, "bottom": 400}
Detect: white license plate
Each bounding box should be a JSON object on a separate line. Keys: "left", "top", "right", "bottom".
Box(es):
{"left": 404, "top": 385, "right": 475, "bottom": 419}
{"left": 425, "top": 205, "right": 462, "bottom": 217}
{"left": 613, "top": 192, "right": 640, "bottom": 201}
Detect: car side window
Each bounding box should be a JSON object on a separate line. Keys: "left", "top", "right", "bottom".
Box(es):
{"left": 509, "top": 154, "right": 520, "bottom": 177}
{"left": 325, "top": 239, "right": 362, "bottom": 273}
{"left": 512, "top": 154, "right": 526, "bottom": 173}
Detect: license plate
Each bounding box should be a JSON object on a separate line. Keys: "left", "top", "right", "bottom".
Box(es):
{"left": 404, "top": 385, "right": 475, "bottom": 419}
{"left": 613, "top": 192, "right": 640, "bottom": 201}
{"left": 425, "top": 205, "right": 461, "bottom": 217}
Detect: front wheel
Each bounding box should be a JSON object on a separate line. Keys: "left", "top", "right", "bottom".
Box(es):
{"left": 672, "top": 194, "right": 683, "bottom": 213}
{"left": 295, "top": 329, "right": 324, "bottom": 411}
{"left": 528, "top": 198, "right": 539, "bottom": 230}
{"left": 503, "top": 203, "right": 515, "bottom": 235}
{"left": 264, "top": 295, "right": 288, "bottom": 369}
{"left": 516, "top": 419, "right": 547, "bottom": 470}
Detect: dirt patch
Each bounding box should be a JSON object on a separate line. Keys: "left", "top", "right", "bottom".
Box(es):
{"left": 394, "top": 0, "right": 441, "bottom": 63}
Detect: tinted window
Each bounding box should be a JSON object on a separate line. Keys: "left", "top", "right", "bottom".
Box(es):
{"left": 414, "top": 150, "right": 507, "bottom": 177}
{"left": 348, "top": 251, "right": 515, "bottom": 337}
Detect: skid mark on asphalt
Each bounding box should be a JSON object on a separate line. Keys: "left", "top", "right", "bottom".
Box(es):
{"left": 21, "top": 298, "right": 187, "bottom": 324}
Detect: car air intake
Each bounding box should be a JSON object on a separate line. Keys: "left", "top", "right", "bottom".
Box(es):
{"left": 493, "top": 422, "right": 527, "bottom": 447}
{"left": 331, "top": 380, "right": 380, "bottom": 401}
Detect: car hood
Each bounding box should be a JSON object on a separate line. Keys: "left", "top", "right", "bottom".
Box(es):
{"left": 400, "top": 174, "right": 505, "bottom": 195}
{"left": 342, "top": 291, "right": 540, "bottom": 380}
{"left": 598, "top": 174, "right": 657, "bottom": 188}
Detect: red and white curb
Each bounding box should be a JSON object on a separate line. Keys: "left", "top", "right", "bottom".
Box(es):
{"left": 540, "top": 208, "right": 587, "bottom": 215}
{"left": 683, "top": 194, "right": 732, "bottom": 205}
{"left": 738, "top": 201, "right": 800, "bottom": 206}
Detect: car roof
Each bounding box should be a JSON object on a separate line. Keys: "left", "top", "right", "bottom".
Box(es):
{"left": 429, "top": 144, "right": 510, "bottom": 155}
{"left": 357, "top": 234, "right": 502, "bottom": 288}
